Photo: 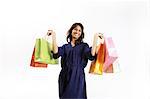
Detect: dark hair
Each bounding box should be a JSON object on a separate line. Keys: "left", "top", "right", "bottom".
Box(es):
{"left": 66, "top": 23, "right": 84, "bottom": 45}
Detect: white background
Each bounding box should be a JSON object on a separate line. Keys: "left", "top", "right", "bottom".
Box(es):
{"left": 0, "top": 0, "right": 150, "bottom": 99}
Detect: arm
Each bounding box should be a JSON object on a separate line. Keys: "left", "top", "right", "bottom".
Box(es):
{"left": 91, "top": 33, "right": 98, "bottom": 56}
{"left": 47, "top": 30, "right": 58, "bottom": 54}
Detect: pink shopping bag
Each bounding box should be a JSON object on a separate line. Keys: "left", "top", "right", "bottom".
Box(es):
{"left": 103, "top": 37, "right": 118, "bottom": 72}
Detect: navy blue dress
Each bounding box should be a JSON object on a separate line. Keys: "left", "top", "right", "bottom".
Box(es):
{"left": 53, "top": 42, "right": 95, "bottom": 99}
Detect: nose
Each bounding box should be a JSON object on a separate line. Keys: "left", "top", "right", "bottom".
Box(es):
{"left": 76, "top": 30, "right": 80, "bottom": 33}
{"left": 74, "top": 30, "right": 78, "bottom": 33}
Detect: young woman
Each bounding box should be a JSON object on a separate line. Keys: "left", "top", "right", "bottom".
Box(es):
{"left": 47, "top": 23, "right": 104, "bottom": 99}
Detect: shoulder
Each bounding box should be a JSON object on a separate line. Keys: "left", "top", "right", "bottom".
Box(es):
{"left": 81, "top": 42, "right": 89, "bottom": 47}
{"left": 60, "top": 43, "right": 70, "bottom": 49}
{"left": 62, "top": 43, "right": 68, "bottom": 46}
{"left": 60, "top": 43, "right": 69, "bottom": 47}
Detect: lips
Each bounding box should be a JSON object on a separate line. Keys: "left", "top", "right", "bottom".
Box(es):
{"left": 74, "top": 34, "right": 79, "bottom": 36}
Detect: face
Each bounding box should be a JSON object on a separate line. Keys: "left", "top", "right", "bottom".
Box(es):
{"left": 71, "top": 25, "right": 82, "bottom": 40}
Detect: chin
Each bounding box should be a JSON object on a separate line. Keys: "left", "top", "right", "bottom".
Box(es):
{"left": 73, "top": 36, "right": 79, "bottom": 40}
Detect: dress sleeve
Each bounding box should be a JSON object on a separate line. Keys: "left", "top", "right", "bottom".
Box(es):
{"left": 52, "top": 45, "right": 65, "bottom": 59}
{"left": 83, "top": 43, "right": 96, "bottom": 61}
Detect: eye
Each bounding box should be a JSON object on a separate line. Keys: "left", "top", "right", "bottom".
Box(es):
{"left": 73, "top": 28, "right": 77, "bottom": 31}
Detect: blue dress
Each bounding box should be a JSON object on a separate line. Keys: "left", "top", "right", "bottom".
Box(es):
{"left": 53, "top": 42, "right": 95, "bottom": 99}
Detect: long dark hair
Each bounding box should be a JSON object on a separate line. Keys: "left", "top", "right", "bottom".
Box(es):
{"left": 66, "top": 23, "right": 84, "bottom": 45}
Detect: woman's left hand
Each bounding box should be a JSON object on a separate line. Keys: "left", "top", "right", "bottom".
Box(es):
{"left": 97, "top": 33, "right": 104, "bottom": 44}
{"left": 92, "top": 33, "right": 104, "bottom": 56}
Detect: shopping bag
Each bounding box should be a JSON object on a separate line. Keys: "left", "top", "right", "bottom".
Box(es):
{"left": 112, "top": 59, "right": 121, "bottom": 73}
{"left": 103, "top": 59, "right": 121, "bottom": 73}
{"left": 89, "top": 44, "right": 105, "bottom": 75}
{"left": 103, "top": 37, "right": 118, "bottom": 72}
{"left": 30, "top": 48, "right": 48, "bottom": 68}
{"left": 34, "top": 38, "right": 58, "bottom": 64}
{"left": 103, "top": 64, "right": 113, "bottom": 73}
{"left": 89, "top": 36, "right": 118, "bottom": 75}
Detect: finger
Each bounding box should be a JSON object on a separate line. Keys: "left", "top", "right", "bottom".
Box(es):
{"left": 98, "top": 33, "right": 103, "bottom": 35}
{"left": 48, "top": 30, "right": 53, "bottom": 32}
{"left": 47, "top": 31, "right": 52, "bottom": 36}
{"left": 98, "top": 34, "right": 103, "bottom": 38}
{"left": 99, "top": 35, "right": 104, "bottom": 39}
{"left": 99, "top": 33, "right": 104, "bottom": 39}
{"left": 48, "top": 32, "right": 51, "bottom": 36}
{"left": 99, "top": 35, "right": 102, "bottom": 39}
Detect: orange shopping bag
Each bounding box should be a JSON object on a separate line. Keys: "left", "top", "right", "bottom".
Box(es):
{"left": 89, "top": 44, "right": 105, "bottom": 75}
{"left": 89, "top": 37, "right": 117, "bottom": 75}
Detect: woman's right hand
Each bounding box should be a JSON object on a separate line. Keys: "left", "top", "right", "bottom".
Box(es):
{"left": 47, "top": 29, "right": 58, "bottom": 53}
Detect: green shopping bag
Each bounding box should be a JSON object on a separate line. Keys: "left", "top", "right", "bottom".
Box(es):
{"left": 34, "top": 38, "right": 58, "bottom": 64}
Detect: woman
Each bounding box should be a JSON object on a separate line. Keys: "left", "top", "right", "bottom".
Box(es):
{"left": 47, "top": 23, "right": 104, "bottom": 99}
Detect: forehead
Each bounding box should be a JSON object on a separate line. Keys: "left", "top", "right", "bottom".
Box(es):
{"left": 74, "top": 25, "right": 82, "bottom": 30}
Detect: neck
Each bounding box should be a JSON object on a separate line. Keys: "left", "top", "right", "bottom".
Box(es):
{"left": 71, "top": 38, "right": 76, "bottom": 47}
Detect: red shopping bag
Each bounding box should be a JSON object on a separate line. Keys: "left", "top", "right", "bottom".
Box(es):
{"left": 30, "top": 48, "right": 48, "bottom": 68}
